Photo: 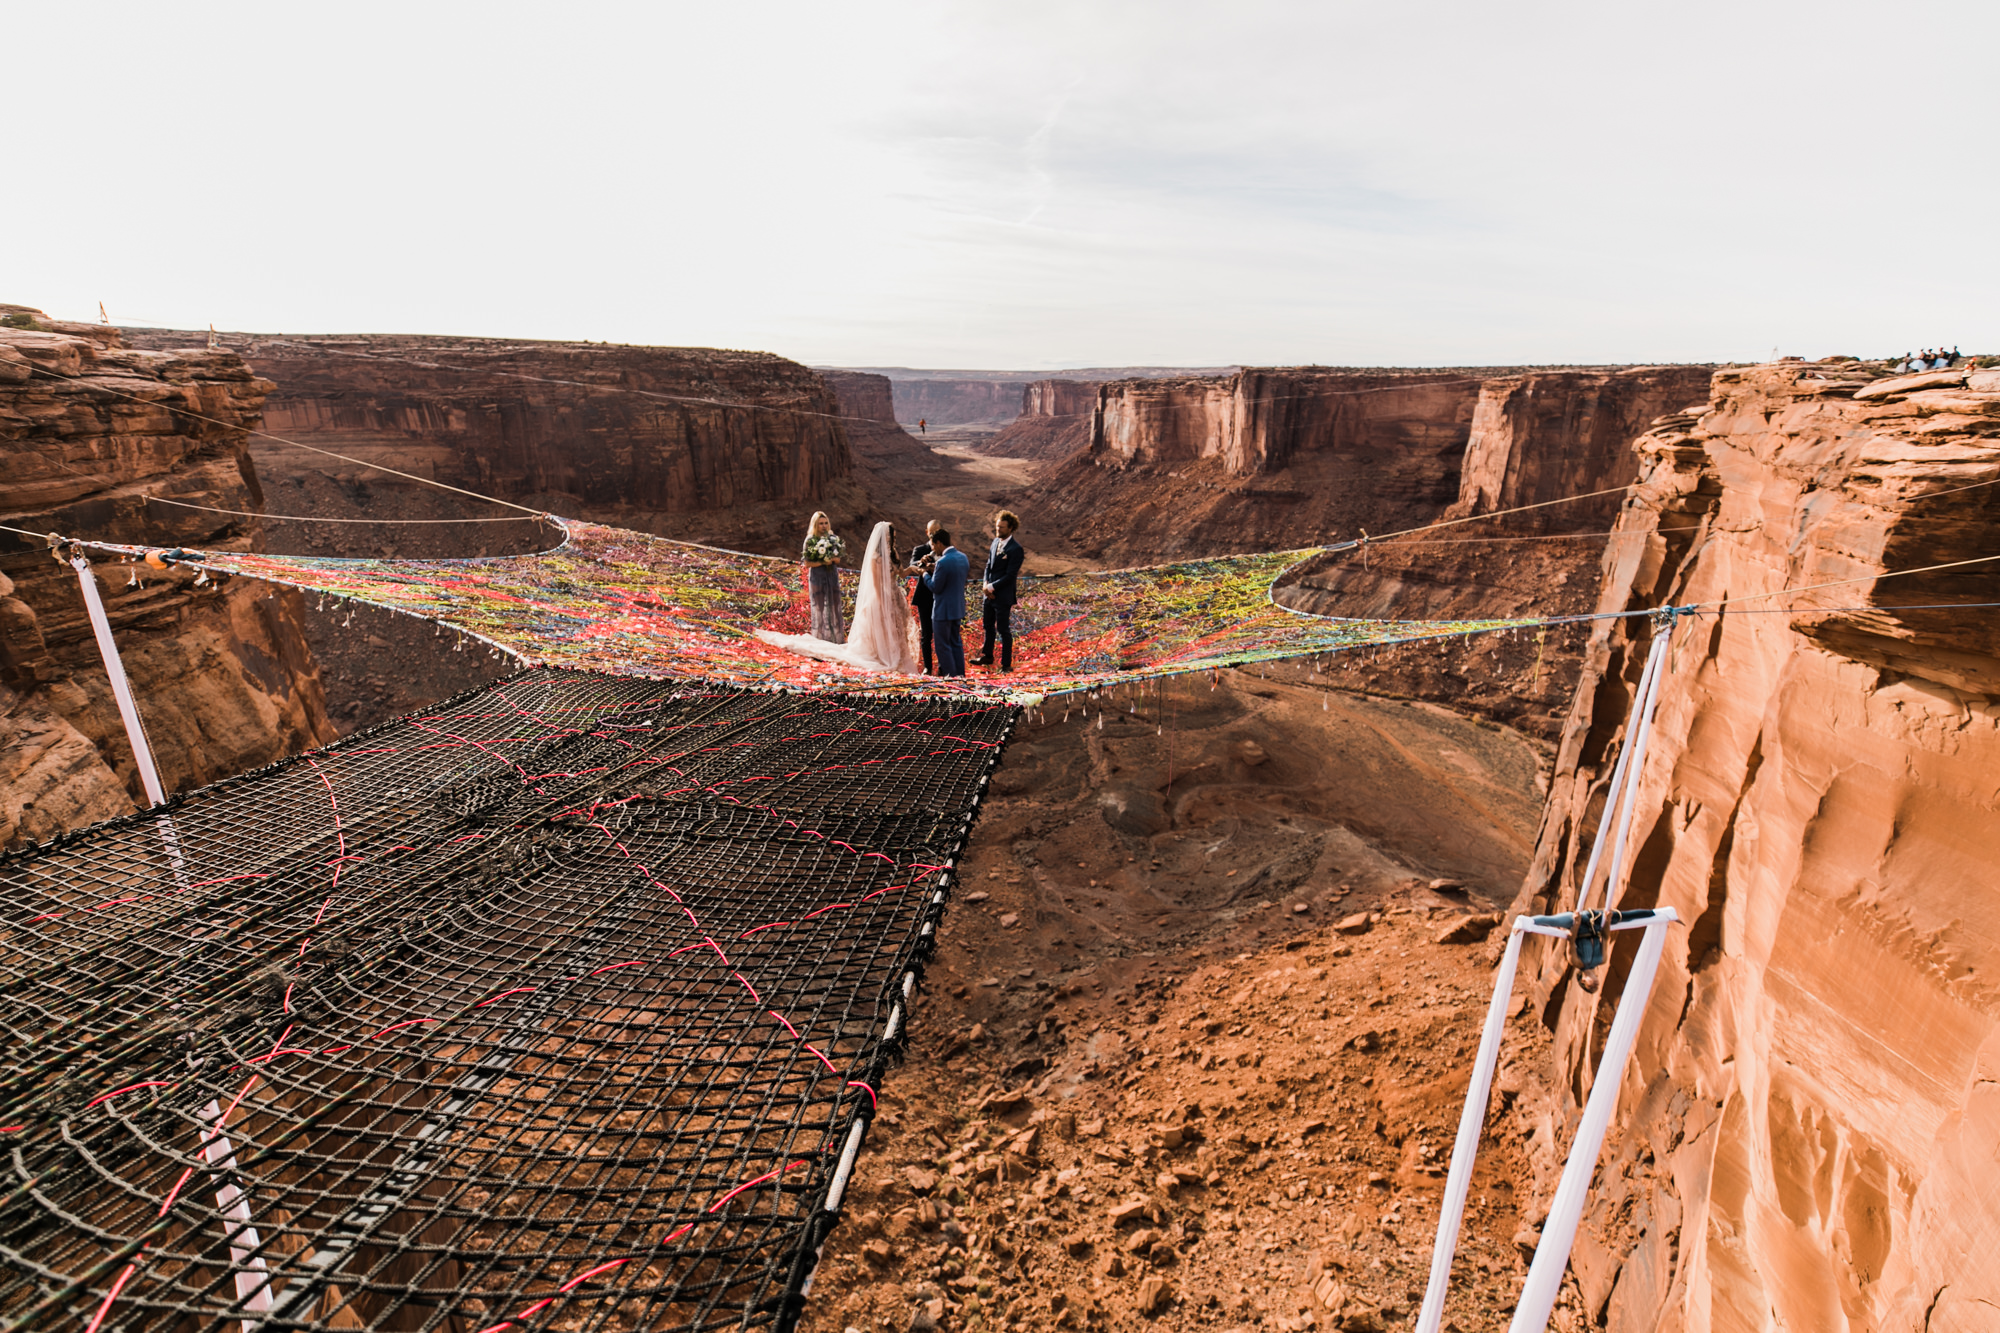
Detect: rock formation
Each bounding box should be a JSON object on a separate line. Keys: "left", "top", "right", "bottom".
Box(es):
{"left": 118, "top": 331, "right": 870, "bottom": 560}
{"left": 1280, "top": 366, "right": 1715, "bottom": 738}
{"left": 882, "top": 376, "right": 1027, "bottom": 428}
{"left": 1449, "top": 367, "right": 1716, "bottom": 529}
{"left": 982, "top": 379, "right": 1098, "bottom": 460}
{"left": 1514, "top": 360, "right": 2000, "bottom": 1329}
{"left": 0, "top": 311, "right": 335, "bottom": 847}
{"left": 1027, "top": 365, "right": 1713, "bottom": 739}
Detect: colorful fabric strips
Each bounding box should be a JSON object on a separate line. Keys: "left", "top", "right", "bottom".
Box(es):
{"left": 177, "top": 519, "right": 1539, "bottom": 701}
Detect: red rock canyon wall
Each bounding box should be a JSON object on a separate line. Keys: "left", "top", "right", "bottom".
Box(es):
{"left": 0, "top": 312, "right": 335, "bottom": 846}
{"left": 1514, "top": 362, "right": 2000, "bottom": 1330}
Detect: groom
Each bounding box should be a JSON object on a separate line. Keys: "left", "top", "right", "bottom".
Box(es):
{"left": 920, "top": 527, "right": 969, "bottom": 677}
{"left": 974, "top": 509, "right": 1023, "bottom": 671}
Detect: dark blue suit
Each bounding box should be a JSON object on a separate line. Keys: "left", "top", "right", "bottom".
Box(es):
{"left": 922, "top": 546, "right": 969, "bottom": 676}
{"left": 977, "top": 534, "right": 1024, "bottom": 670}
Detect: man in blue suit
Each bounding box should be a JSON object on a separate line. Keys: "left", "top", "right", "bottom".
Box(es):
{"left": 921, "top": 528, "right": 969, "bottom": 677}
{"left": 974, "top": 509, "right": 1024, "bottom": 671}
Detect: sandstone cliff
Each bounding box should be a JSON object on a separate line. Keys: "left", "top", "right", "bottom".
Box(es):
{"left": 1031, "top": 368, "right": 1483, "bottom": 568}
{"left": 119, "top": 331, "right": 871, "bottom": 560}
{"left": 0, "top": 313, "right": 335, "bottom": 847}
{"left": 1025, "top": 365, "right": 1712, "bottom": 739}
{"left": 1513, "top": 362, "right": 2000, "bottom": 1330}
{"left": 1279, "top": 366, "right": 1715, "bottom": 739}
{"left": 982, "top": 379, "right": 1097, "bottom": 460}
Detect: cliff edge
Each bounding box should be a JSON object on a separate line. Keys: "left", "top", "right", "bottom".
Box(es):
{"left": 1515, "top": 361, "right": 2000, "bottom": 1330}
{"left": 0, "top": 312, "right": 335, "bottom": 846}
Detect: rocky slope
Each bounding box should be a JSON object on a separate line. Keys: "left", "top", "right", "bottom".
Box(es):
{"left": 803, "top": 670, "right": 1563, "bottom": 1333}
{"left": 1513, "top": 361, "right": 2000, "bottom": 1330}
{"left": 983, "top": 380, "right": 1098, "bottom": 460}
{"left": 0, "top": 310, "right": 335, "bottom": 847}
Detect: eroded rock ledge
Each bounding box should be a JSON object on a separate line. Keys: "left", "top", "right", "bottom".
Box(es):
{"left": 0, "top": 312, "right": 334, "bottom": 846}
{"left": 1515, "top": 362, "right": 2000, "bottom": 1330}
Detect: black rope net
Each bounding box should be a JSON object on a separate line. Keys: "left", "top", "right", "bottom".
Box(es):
{"left": 0, "top": 668, "right": 1016, "bottom": 1332}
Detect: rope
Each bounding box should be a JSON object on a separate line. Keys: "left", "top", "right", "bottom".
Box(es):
{"left": 139, "top": 495, "right": 551, "bottom": 525}
{"left": 1704, "top": 551, "right": 2000, "bottom": 610}
{"left": 22, "top": 364, "right": 546, "bottom": 517}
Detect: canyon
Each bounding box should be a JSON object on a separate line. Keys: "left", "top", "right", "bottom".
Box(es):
{"left": 1015, "top": 364, "right": 1714, "bottom": 740}
{"left": 119, "top": 331, "right": 872, "bottom": 559}
{"left": 7, "top": 303, "right": 1998, "bottom": 1331}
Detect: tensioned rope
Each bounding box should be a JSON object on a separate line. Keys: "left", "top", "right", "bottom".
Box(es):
{"left": 140, "top": 495, "right": 554, "bottom": 525}
{"left": 18, "top": 364, "right": 546, "bottom": 518}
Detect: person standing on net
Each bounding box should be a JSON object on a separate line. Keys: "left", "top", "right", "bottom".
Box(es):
{"left": 921, "top": 527, "right": 969, "bottom": 677}
{"left": 908, "top": 519, "right": 941, "bottom": 673}
{"left": 974, "top": 509, "right": 1024, "bottom": 671}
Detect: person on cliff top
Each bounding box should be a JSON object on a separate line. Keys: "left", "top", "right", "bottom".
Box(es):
{"left": 908, "top": 519, "right": 942, "bottom": 673}
{"left": 973, "top": 510, "right": 1024, "bottom": 673}
{"left": 920, "top": 528, "right": 969, "bottom": 677}
{"left": 919, "top": 418, "right": 927, "bottom": 436}
{"left": 802, "top": 511, "right": 847, "bottom": 644}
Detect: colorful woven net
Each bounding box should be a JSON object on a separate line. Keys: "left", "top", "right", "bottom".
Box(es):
{"left": 148, "top": 519, "right": 1537, "bottom": 700}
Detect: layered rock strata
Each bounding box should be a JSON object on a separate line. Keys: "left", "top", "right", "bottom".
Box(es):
{"left": 883, "top": 376, "right": 1026, "bottom": 428}
{"left": 119, "top": 331, "right": 869, "bottom": 559}
{"left": 1026, "top": 365, "right": 1713, "bottom": 739}
{"left": 981, "top": 379, "right": 1097, "bottom": 460}
{"left": 0, "top": 314, "right": 335, "bottom": 846}
{"left": 1513, "top": 362, "right": 2000, "bottom": 1330}
{"left": 1279, "top": 366, "right": 1715, "bottom": 738}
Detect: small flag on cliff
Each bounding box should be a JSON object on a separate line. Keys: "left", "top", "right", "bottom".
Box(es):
{"left": 98, "top": 302, "right": 109, "bottom": 324}
{"left": 208, "top": 324, "right": 219, "bottom": 349}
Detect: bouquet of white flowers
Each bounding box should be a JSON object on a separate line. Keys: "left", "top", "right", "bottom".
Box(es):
{"left": 804, "top": 532, "right": 844, "bottom": 564}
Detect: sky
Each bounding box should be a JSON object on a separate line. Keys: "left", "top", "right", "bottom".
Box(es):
{"left": 12, "top": 1, "right": 1997, "bottom": 369}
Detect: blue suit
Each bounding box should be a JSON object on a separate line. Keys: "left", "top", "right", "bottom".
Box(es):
{"left": 922, "top": 546, "right": 970, "bottom": 676}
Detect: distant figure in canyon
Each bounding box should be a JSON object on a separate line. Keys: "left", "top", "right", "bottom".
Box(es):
{"left": 758, "top": 522, "right": 920, "bottom": 674}
{"left": 974, "top": 509, "right": 1024, "bottom": 672}
{"left": 801, "top": 511, "right": 846, "bottom": 643}
{"left": 919, "top": 418, "right": 927, "bottom": 436}
{"left": 909, "top": 519, "right": 942, "bottom": 673}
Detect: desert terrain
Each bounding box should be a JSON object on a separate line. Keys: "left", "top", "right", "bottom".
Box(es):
{"left": 4, "top": 308, "right": 1997, "bottom": 1330}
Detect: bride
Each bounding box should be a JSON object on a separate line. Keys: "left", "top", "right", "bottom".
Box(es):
{"left": 757, "top": 521, "right": 921, "bottom": 674}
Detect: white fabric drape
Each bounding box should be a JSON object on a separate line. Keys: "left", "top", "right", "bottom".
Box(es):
{"left": 757, "top": 522, "right": 921, "bottom": 675}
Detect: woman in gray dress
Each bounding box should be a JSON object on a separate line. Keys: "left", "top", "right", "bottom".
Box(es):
{"left": 802, "top": 511, "right": 847, "bottom": 643}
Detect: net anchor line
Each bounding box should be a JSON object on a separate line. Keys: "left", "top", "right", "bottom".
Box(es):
{"left": 1416, "top": 612, "right": 1688, "bottom": 1332}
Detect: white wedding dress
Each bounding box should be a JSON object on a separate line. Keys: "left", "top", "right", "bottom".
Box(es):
{"left": 757, "top": 522, "right": 922, "bottom": 675}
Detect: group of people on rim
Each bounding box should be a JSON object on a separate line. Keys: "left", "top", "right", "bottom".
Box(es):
{"left": 755, "top": 510, "right": 1024, "bottom": 679}
{"left": 1896, "top": 347, "right": 1962, "bottom": 372}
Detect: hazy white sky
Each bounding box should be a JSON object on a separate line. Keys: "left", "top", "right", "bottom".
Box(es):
{"left": 13, "top": 2, "right": 1996, "bottom": 368}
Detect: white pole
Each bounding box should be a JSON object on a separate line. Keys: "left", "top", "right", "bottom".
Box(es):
{"left": 1599, "top": 632, "right": 1672, "bottom": 914}
{"left": 1509, "top": 913, "right": 1676, "bottom": 1332}
{"left": 1574, "top": 631, "right": 1667, "bottom": 914}
{"left": 198, "top": 1100, "right": 275, "bottom": 1329}
{"left": 1416, "top": 925, "right": 1528, "bottom": 1333}
{"left": 68, "top": 553, "right": 168, "bottom": 806}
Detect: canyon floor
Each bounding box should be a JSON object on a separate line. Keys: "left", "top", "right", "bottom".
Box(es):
{"left": 274, "top": 421, "right": 1580, "bottom": 1331}
{"left": 799, "top": 668, "right": 1578, "bottom": 1333}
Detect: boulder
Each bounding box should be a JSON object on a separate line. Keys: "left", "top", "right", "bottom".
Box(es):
{"left": 1851, "top": 368, "right": 1964, "bottom": 399}
{"left": 1098, "top": 784, "right": 1170, "bottom": 837}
